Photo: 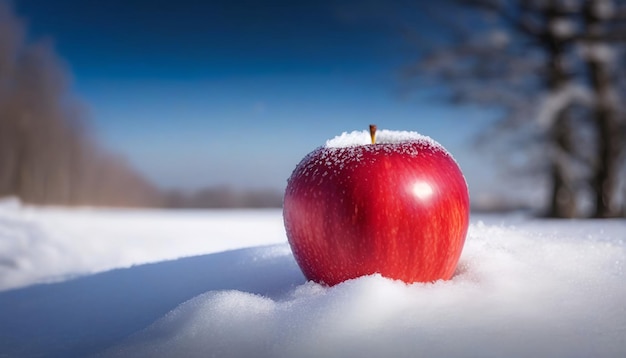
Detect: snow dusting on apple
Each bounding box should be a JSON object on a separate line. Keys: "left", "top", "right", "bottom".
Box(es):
{"left": 325, "top": 129, "right": 443, "bottom": 149}
{"left": 283, "top": 127, "right": 470, "bottom": 286}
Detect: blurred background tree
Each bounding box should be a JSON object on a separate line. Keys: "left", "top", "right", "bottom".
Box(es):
{"left": 0, "top": 2, "right": 161, "bottom": 207}
{"left": 2, "top": 0, "right": 623, "bottom": 213}
{"left": 404, "top": 0, "right": 626, "bottom": 218}
{"left": 0, "top": 2, "right": 285, "bottom": 209}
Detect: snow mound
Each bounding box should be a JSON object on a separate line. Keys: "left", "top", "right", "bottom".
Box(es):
{"left": 0, "top": 196, "right": 21, "bottom": 211}
{"left": 0, "top": 205, "right": 286, "bottom": 291}
{"left": 1, "top": 206, "right": 624, "bottom": 357}
{"left": 102, "top": 218, "right": 626, "bottom": 358}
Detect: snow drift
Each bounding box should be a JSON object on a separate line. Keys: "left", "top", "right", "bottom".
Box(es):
{"left": 102, "top": 217, "right": 626, "bottom": 358}
{"left": 0, "top": 200, "right": 624, "bottom": 357}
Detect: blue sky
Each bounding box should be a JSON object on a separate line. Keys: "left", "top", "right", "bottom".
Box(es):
{"left": 14, "top": 0, "right": 496, "bottom": 194}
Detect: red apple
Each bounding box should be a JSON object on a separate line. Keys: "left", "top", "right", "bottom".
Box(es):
{"left": 283, "top": 126, "right": 469, "bottom": 286}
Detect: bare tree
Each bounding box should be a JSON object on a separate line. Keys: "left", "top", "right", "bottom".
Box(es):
{"left": 580, "top": 0, "right": 625, "bottom": 217}
{"left": 404, "top": 0, "right": 625, "bottom": 217}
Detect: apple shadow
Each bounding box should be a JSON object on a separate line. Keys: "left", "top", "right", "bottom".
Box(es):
{"left": 0, "top": 244, "right": 305, "bottom": 358}
{"left": 452, "top": 260, "right": 469, "bottom": 278}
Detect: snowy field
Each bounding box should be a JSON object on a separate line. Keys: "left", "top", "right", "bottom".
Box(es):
{"left": 0, "top": 198, "right": 625, "bottom": 358}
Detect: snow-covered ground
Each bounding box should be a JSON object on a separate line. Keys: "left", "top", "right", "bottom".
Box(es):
{"left": 0, "top": 198, "right": 625, "bottom": 358}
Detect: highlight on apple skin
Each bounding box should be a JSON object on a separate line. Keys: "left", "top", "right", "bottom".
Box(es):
{"left": 283, "top": 126, "right": 470, "bottom": 286}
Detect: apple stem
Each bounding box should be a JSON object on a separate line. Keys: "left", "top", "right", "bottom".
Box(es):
{"left": 369, "top": 124, "right": 377, "bottom": 144}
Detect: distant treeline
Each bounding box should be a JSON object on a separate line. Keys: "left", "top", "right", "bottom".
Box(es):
{"left": 164, "top": 187, "right": 283, "bottom": 208}
{"left": 0, "top": 4, "right": 285, "bottom": 209}
{"left": 0, "top": 3, "right": 162, "bottom": 207}
{"left": 0, "top": 1, "right": 286, "bottom": 209}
